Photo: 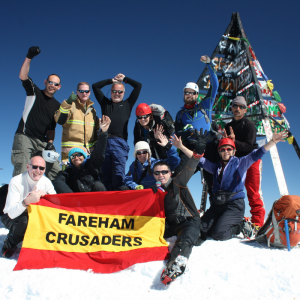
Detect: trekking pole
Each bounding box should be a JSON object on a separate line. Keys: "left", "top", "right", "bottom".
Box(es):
{"left": 284, "top": 220, "right": 291, "bottom": 251}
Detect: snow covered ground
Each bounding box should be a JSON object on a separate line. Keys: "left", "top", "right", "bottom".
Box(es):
{"left": 0, "top": 221, "right": 299, "bottom": 300}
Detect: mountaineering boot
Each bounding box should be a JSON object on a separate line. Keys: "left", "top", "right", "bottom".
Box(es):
{"left": 241, "top": 217, "right": 258, "bottom": 240}
{"left": 160, "top": 255, "right": 188, "bottom": 286}
{"left": 1, "top": 238, "right": 17, "bottom": 258}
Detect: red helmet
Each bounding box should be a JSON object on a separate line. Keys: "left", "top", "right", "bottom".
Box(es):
{"left": 136, "top": 103, "right": 152, "bottom": 116}
{"left": 218, "top": 138, "right": 236, "bottom": 150}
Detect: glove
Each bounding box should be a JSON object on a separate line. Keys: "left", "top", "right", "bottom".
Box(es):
{"left": 45, "top": 142, "right": 56, "bottom": 151}
{"left": 149, "top": 185, "right": 158, "bottom": 193}
{"left": 26, "top": 46, "right": 41, "bottom": 59}
{"left": 66, "top": 92, "right": 77, "bottom": 105}
{"left": 135, "top": 185, "right": 144, "bottom": 190}
{"left": 188, "top": 129, "right": 214, "bottom": 155}
{"left": 119, "top": 185, "right": 129, "bottom": 191}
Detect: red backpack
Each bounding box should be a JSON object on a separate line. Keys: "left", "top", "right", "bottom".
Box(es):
{"left": 256, "top": 195, "right": 300, "bottom": 248}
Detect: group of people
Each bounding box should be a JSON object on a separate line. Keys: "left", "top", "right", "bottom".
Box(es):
{"left": 1, "top": 47, "right": 288, "bottom": 285}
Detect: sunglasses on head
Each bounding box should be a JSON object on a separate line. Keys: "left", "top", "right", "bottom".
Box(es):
{"left": 78, "top": 90, "right": 90, "bottom": 93}
{"left": 137, "top": 114, "right": 151, "bottom": 120}
{"left": 219, "top": 147, "right": 234, "bottom": 153}
{"left": 136, "top": 150, "right": 148, "bottom": 155}
{"left": 153, "top": 170, "right": 169, "bottom": 175}
{"left": 232, "top": 104, "right": 246, "bottom": 110}
{"left": 30, "top": 165, "right": 45, "bottom": 171}
{"left": 111, "top": 90, "right": 124, "bottom": 94}
{"left": 184, "top": 91, "right": 197, "bottom": 96}
{"left": 47, "top": 80, "right": 60, "bottom": 87}
{"left": 70, "top": 153, "right": 84, "bottom": 160}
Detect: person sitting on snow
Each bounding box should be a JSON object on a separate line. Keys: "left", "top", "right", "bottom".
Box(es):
{"left": 150, "top": 131, "right": 212, "bottom": 285}
{"left": 171, "top": 128, "right": 288, "bottom": 242}
{"left": 53, "top": 116, "right": 111, "bottom": 193}
{"left": 123, "top": 135, "right": 180, "bottom": 190}
{"left": 2, "top": 156, "right": 56, "bottom": 258}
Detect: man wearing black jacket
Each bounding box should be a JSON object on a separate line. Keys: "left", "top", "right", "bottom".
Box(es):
{"left": 53, "top": 116, "right": 110, "bottom": 193}
{"left": 92, "top": 73, "right": 142, "bottom": 191}
{"left": 224, "top": 96, "right": 265, "bottom": 227}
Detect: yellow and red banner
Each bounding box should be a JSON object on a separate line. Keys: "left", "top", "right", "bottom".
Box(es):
{"left": 14, "top": 190, "right": 169, "bottom": 273}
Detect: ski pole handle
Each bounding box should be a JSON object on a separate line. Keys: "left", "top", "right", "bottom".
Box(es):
{"left": 284, "top": 219, "right": 291, "bottom": 251}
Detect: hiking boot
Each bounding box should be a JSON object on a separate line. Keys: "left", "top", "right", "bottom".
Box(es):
{"left": 1, "top": 238, "right": 16, "bottom": 258}
{"left": 160, "top": 255, "right": 188, "bottom": 286}
{"left": 241, "top": 217, "right": 258, "bottom": 240}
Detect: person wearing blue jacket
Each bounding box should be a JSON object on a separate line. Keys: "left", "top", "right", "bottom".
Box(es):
{"left": 173, "top": 55, "right": 219, "bottom": 206}
{"left": 171, "top": 129, "right": 288, "bottom": 241}
{"left": 124, "top": 135, "right": 180, "bottom": 190}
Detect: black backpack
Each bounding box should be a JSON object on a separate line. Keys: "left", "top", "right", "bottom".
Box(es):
{"left": 0, "top": 184, "right": 9, "bottom": 216}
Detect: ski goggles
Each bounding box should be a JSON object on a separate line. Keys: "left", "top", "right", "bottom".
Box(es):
{"left": 153, "top": 170, "right": 169, "bottom": 175}
{"left": 184, "top": 91, "right": 197, "bottom": 95}
{"left": 78, "top": 90, "right": 90, "bottom": 93}
{"left": 47, "top": 80, "right": 60, "bottom": 87}
{"left": 232, "top": 104, "right": 246, "bottom": 109}
{"left": 137, "top": 114, "right": 151, "bottom": 120}
{"left": 30, "top": 165, "right": 45, "bottom": 171}
{"left": 69, "top": 153, "right": 84, "bottom": 160}
{"left": 219, "top": 147, "right": 234, "bottom": 153}
{"left": 136, "top": 150, "right": 148, "bottom": 155}
{"left": 111, "top": 90, "right": 124, "bottom": 94}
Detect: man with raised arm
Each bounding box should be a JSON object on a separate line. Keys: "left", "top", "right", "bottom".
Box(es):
{"left": 12, "top": 46, "right": 61, "bottom": 180}
{"left": 2, "top": 156, "right": 56, "bottom": 258}
{"left": 174, "top": 55, "right": 219, "bottom": 208}
{"left": 92, "top": 73, "right": 142, "bottom": 191}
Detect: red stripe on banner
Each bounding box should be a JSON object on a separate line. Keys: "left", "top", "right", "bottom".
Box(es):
{"left": 33, "top": 190, "right": 165, "bottom": 217}
{"left": 14, "top": 246, "right": 169, "bottom": 273}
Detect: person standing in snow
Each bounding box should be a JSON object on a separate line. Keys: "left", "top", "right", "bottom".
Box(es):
{"left": 11, "top": 46, "right": 61, "bottom": 181}
{"left": 1, "top": 156, "right": 56, "bottom": 258}
{"left": 92, "top": 73, "right": 142, "bottom": 191}
{"left": 174, "top": 55, "right": 219, "bottom": 208}
{"left": 171, "top": 129, "right": 288, "bottom": 242}
{"left": 224, "top": 96, "right": 265, "bottom": 228}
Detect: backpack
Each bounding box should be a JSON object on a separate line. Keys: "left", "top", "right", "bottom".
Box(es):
{"left": 0, "top": 184, "right": 9, "bottom": 216}
{"left": 256, "top": 195, "right": 300, "bottom": 248}
{"left": 149, "top": 104, "right": 175, "bottom": 136}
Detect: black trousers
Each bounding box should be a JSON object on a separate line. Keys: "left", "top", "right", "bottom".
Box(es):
{"left": 1, "top": 210, "right": 28, "bottom": 248}
{"left": 201, "top": 198, "right": 245, "bottom": 241}
{"left": 164, "top": 217, "right": 205, "bottom": 263}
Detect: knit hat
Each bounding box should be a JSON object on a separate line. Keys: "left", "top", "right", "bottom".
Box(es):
{"left": 232, "top": 96, "right": 247, "bottom": 107}
{"left": 133, "top": 142, "right": 151, "bottom": 158}
{"left": 68, "top": 147, "right": 87, "bottom": 163}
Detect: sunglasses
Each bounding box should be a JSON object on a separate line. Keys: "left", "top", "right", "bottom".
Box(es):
{"left": 219, "top": 148, "right": 234, "bottom": 153}
{"left": 136, "top": 150, "right": 148, "bottom": 155}
{"left": 47, "top": 80, "right": 60, "bottom": 87}
{"left": 70, "top": 153, "right": 84, "bottom": 160}
{"left": 137, "top": 114, "right": 151, "bottom": 120}
{"left": 111, "top": 90, "right": 124, "bottom": 94}
{"left": 78, "top": 90, "right": 90, "bottom": 93}
{"left": 30, "top": 165, "right": 45, "bottom": 171}
{"left": 232, "top": 104, "right": 246, "bottom": 110}
{"left": 153, "top": 170, "right": 169, "bottom": 175}
{"left": 184, "top": 91, "right": 197, "bottom": 95}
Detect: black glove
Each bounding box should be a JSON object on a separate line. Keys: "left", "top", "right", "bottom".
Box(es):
{"left": 149, "top": 185, "right": 158, "bottom": 193}
{"left": 45, "top": 142, "right": 56, "bottom": 151}
{"left": 188, "top": 129, "right": 214, "bottom": 155}
{"left": 26, "top": 46, "right": 41, "bottom": 59}
{"left": 119, "top": 185, "right": 129, "bottom": 191}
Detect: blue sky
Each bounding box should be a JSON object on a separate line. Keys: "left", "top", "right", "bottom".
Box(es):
{"left": 1, "top": 0, "right": 299, "bottom": 216}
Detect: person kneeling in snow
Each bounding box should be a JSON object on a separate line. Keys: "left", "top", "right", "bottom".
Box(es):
{"left": 151, "top": 131, "right": 212, "bottom": 285}
{"left": 2, "top": 156, "right": 56, "bottom": 258}
{"left": 53, "top": 116, "right": 111, "bottom": 193}
{"left": 123, "top": 135, "right": 180, "bottom": 191}
{"left": 172, "top": 129, "right": 288, "bottom": 241}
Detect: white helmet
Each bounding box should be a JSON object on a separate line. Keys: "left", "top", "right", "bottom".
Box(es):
{"left": 133, "top": 142, "right": 151, "bottom": 158}
{"left": 42, "top": 149, "right": 60, "bottom": 163}
{"left": 183, "top": 82, "right": 199, "bottom": 93}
